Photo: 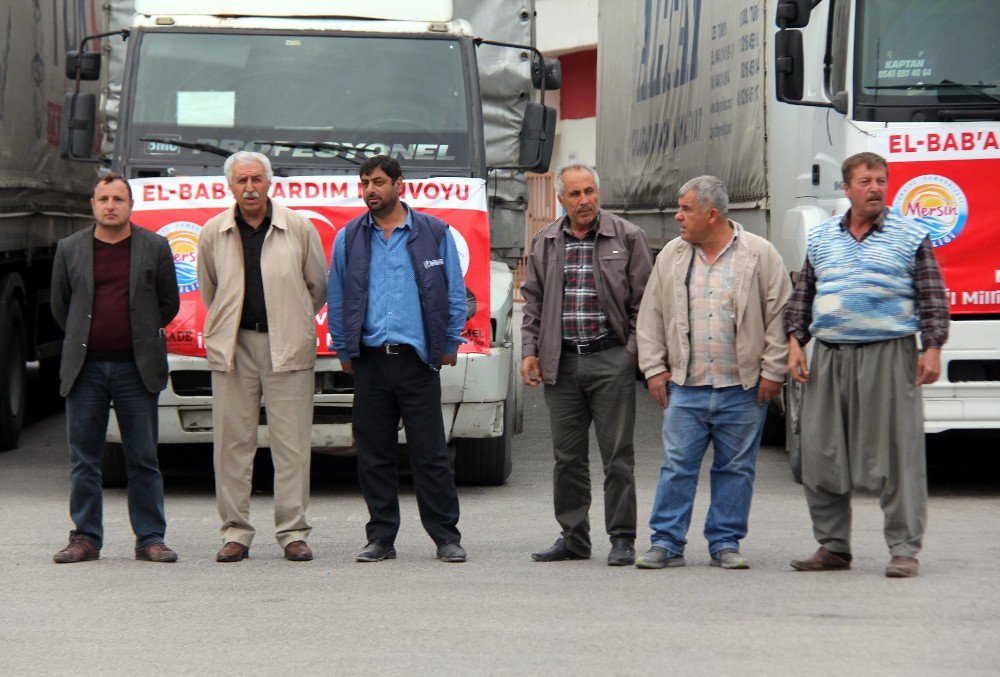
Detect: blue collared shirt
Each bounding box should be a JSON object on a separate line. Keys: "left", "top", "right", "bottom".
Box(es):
{"left": 328, "top": 207, "right": 467, "bottom": 364}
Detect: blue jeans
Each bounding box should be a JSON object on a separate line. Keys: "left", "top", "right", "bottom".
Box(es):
{"left": 66, "top": 360, "right": 166, "bottom": 549}
{"left": 648, "top": 383, "right": 767, "bottom": 556}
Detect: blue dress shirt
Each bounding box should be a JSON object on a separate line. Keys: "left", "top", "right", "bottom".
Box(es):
{"left": 328, "top": 206, "right": 467, "bottom": 365}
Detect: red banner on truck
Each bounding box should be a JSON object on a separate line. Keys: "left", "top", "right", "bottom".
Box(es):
{"left": 128, "top": 176, "right": 492, "bottom": 356}
{"left": 870, "top": 123, "right": 1000, "bottom": 315}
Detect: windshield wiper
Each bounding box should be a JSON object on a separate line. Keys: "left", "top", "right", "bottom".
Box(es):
{"left": 139, "top": 137, "right": 233, "bottom": 158}
{"left": 868, "top": 80, "right": 1000, "bottom": 104}
{"left": 253, "top": 140, "right": 364, "bottom": 165}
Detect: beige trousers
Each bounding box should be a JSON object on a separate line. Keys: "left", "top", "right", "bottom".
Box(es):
{"left": 211, "top": 329, "right": 313, "bottom": 548}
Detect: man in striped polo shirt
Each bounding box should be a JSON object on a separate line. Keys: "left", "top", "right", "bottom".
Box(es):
{"left": 785, "top": 152, "right": 950, "bottom": 578}
{"left": 635, "top": 175, "right": 791, "bottom": 570}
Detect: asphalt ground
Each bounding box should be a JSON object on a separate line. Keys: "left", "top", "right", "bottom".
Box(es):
{"left": 1, "top": 361, "right": 998, "bottom": 674}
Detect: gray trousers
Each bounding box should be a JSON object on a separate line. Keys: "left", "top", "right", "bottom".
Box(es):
{"left": 800, "top": 335, "right": 927, "bottom": 558}
{"left": 543, "top": 346, "right": 637, "bottom": 556}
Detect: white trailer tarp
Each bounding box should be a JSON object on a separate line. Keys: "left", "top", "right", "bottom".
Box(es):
{"left": 0, "top": 1, "right": 105, "bottom": 215}
{"left": 597, "top": 0, "right": 767, "bottom": 211}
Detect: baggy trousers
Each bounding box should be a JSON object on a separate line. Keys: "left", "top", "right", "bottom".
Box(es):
{"left": 542, "top": 346, "right": 637, "bottom": 556}
{"left": 211, "top": 329, "right": 313, "bottom": 548}
{"left": 352, "top": 347, "right": 461, "bottom": 546}
{"left": 800, "top": 335, "right": 927, "bottom": 558}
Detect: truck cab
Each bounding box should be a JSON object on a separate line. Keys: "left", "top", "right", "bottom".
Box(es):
{"left": 773, "top": 0, "right": 1000, "bottom": 443}
{"left": 61, "top": 0, "right": 559, "bottom": 485}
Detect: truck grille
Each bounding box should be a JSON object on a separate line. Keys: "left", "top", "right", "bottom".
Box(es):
{"left": 948, "top": 360, "right": 1000, "bottom": 383}
{"left": 171, "top": 370, "right": 355, "bottom": 397}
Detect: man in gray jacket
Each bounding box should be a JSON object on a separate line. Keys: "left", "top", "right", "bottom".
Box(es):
{"left": 50, "top": 174, "right": 180, "bottom": 564}
{"left": 521, "top": 164, "right": 653, "bottom": 566}
{"left": 635, "top": 176, "right": 790, "bottom": 570}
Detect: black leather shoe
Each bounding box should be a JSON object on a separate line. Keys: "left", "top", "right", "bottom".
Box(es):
{"left": 356, "top": 540, "right": 396, "bottom": 562}
{"left": 607, "top": 538, "right": 635, "bottom": 566}
{"left": 531, "top": 537, "right": 590, "bottom": 562}
{"left": 436, "top": 541, "right": 467, "bottom": 563}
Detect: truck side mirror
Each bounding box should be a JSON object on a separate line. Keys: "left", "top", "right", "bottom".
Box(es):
{"left": 831, "top": 91, "right": 849, "bottom": 115}
{"left": 532, "top": 57, "right": 562, "bottom": 91}
{"left": 59, "top": 93, "right": 97, "bottom": 160}
{"left": 775, "top": 0, "right": 813, "bottom": 28}
{"left": 65, "top": 51, "right": 102, "bottom": 80}
{"left": 774, "top": 30, "right": 804, "bottom": 102}
{"left": 517, "top": 102, "right": 556, "bottom": 173}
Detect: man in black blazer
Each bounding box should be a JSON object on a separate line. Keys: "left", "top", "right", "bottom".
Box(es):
{"left": 50, "top": 174, "right": 180, "bottom": 563}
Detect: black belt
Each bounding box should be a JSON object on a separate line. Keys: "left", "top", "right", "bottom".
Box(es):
{"left": 817, "top": 339, "right": 881, "bottom": 350}
{"left": 240, "top": 323, "right": 269, "bottom": 333}
{"left": 364, "top": 343, "right": 415, "bottom": 355}
{"left": 562, "top": 336, "right": 621, "bottom": 355}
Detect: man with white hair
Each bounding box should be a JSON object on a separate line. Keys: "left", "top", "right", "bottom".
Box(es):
{"left": 635, "top": 175, "right": 791, "bottom": 570}
{"left": 197, "top": 151, "right": 327, "bottom": 563}
{"left": 522, "top": 163, "right": 653, "bottom": 566}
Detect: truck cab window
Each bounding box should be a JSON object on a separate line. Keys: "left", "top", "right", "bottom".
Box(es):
{"left": 129, "top": 32, "right": 470, "bottom": 169}
{"left": 854, "top": 0, "right": 1000, "bottom": 120}
{"left": 825, "top": 0, "right": 850, "bottom": 97}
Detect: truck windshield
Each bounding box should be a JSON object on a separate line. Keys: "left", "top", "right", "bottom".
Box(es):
{"left": 855, "top": 0, "right": 1000, "bottom": 117}
{"left": 129, "top": 31, "right": 470, "bottom": 170}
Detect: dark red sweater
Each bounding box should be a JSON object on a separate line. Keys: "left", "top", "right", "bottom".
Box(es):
{"left": 88, "top": 237, "right": 133, "bottom": 357}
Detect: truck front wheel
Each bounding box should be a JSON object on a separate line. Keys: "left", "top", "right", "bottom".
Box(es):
{"left": 0, "top": 281, "right": 27, "bottom": 451}
{"left": 453, "top": 373, "right": 515, "bottom": 486}
{"left": 784, "top": 380, "right": 804, "bottom": 484}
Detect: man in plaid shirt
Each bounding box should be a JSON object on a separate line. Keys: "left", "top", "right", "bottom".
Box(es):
{"left": 785, "top": 152, "right": 949, "bottom": 579}
{"left": 634, "top": 176, "right": 791, "bottom": 570}
{"left": 521, "top": 164, "right": 653, "bottom": 566}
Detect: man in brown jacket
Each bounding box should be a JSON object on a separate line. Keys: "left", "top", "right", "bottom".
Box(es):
{"left": 197, "top": 151, "right": 327, "bottom": 563}
{"left": 521, "top": 164, "right": 653, "bottom": 566}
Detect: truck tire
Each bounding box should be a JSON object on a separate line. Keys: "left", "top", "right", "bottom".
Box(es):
{"left": 784, "top": 381, "right": 804, "bottom": 484}
{"left": 453, "top": 372, "right": 515, "bottom": 486}
{"left": 0, "top": 282, "right": 28, "bottom": 451}
{"left": 102, "top": 442, "right": 128, "bottom": 488}
{"left": 760, "top": 398, "right": 786, "bottom": 447}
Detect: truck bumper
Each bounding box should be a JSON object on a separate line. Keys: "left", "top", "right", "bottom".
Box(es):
{"left": 923, "top": 320, "right": 1000, "bottom": 433}
{"left": 106, "top": 346, "right": 512, "bottom": 450}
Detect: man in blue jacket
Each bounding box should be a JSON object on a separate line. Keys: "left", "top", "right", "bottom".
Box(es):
{"left": 327, "top": 155, "right": 468, "bottom": 563}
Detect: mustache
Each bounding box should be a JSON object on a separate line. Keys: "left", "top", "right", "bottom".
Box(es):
{"left": 241, "top": 191, "right": 260, "bottom": 199}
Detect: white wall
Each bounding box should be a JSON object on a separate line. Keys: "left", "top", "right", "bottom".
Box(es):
{"left": 552, "top": 118, "right": 597, "bottom": 171}
{"left": 535, "top": 0, "right": 597, "bottom": 54}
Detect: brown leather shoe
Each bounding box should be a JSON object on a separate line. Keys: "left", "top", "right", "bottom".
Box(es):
{"left": 135, "top": 542, "right": 179, "bottom": 562}
{"left": 790, "top": 546, "right": 852, "bottom": 571}
{"left": 284, "top": 540, "right": 313, "bottom": 562}
{"left": 886, "top": 555, "right": 919, "bottom": 578}
{"left": 216, "top": 541, "right": 249, "bottom": 563}
{"left": 53, "top": 535, "right": 100, "bottom": 564}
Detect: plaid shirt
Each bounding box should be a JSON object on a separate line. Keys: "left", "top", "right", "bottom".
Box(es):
{"left": 784, "top": 209, "right": 950, "bottom": 348}
{"left": 561, "top": 215, "right": 612, "bottom": 342}
{"left": 686, "top": 224, "right": 741, "bottom": 387}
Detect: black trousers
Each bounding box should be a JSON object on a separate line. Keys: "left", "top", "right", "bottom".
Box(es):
{"left": 352, "top": 348, "right": 461, "bottom": 546}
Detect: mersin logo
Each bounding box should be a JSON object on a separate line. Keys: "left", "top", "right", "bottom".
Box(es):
{"left": 892, "top": 175, "right": 967, "bottom": 247}
{"left": 157, "top": 222, "right": 202, "bottom": 293}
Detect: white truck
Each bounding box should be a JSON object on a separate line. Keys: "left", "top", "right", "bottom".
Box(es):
{"left": 61, "top": 0, "right": 560, "bottom": 486}
{"left": 597, "top": 0, "right": 1000, "bottom": 460}
{"left": 0, "top": 2, "right": 103, "bottom": 450}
